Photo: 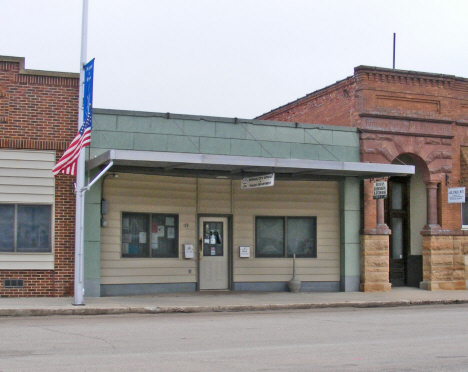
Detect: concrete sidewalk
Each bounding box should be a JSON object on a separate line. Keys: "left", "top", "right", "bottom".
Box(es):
{"left": 2, "top": 287, "right": 468, "bottom": 317}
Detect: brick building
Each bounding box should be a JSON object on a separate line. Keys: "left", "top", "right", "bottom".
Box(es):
{"left": 0, "top": 56, "right": 79, "bottom": 297}
{"left": 258, "top": 65, "right": 468, "bottom": 291}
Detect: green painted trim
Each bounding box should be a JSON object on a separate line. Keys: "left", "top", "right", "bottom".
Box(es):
{"left": 339, "top": 178, "right": 361, "bottom": 289}
{"left": 91, "top": 111, "right": 361, "bottom": 163}
{"left": 84, "top": 169, "right": 102, "bottom": 285}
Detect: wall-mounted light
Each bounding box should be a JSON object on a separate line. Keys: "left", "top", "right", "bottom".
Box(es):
{"left": 100, "top": 173, "right": 119, "bottom": 227}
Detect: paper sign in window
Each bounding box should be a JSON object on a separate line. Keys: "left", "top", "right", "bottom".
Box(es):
{"left": 158, "top": 226, "right": 165, "bottom": 237}
{"left": 128, "top": 245, "right": 139, "bottom": 255}
{"left": 139, "top": 232, "right": 147, "bottom": 243}
{"left": 122, "top": 218, "right": 130, "bottom": 229}
{"left": 167, "top": 227, "right": 175, "bottom": 239}
{"left": 166, "top": 217, "right": 175, "bottom": 226}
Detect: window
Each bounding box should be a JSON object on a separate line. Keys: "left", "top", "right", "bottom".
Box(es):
{"left": 255, "top": 216, "right": 317, "bottom": 258}
{"left": 462, "top": 198, "right": 468, "bottom": 229}
{"left": 121, "top": 212, "right": 179, "bottom": 258}
{"left": 0, "top": 204, "right": 52, "bottom": 253}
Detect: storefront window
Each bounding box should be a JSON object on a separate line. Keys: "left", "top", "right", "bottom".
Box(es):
{"left": 0, "top": 204, "right": 52, "bottom": 253}
{"left": 255, "top": 216, "right": 317, "bottom": 258}
{"left": 286, "top": 217, "right": 317, "bottom": 257}
{"left": 121, "top": 212, "right": 178, "bottom": 258}
{"left": 462, "top": 198, "right": 468, "bottom": 229}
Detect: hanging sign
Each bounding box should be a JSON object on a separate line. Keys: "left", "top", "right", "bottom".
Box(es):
{"left": 448, "top": 187, "right": 465, "bottom": 204}
{"left": 241, "top": 173, "right": 275, "bottom": 190}
{"left": 373, "top": 180, "right": 388, "bottom": 199}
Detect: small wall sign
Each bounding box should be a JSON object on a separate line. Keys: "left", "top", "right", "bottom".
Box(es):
{"left": 184, "top": 244, "right": 194, "bottom": 259}
{"left": 239, "top": 246, "right": 250, "bottom": 258}
{"left": 241, "top": 174, "right": 275, "bottom": 190}
{"left": 448, "top": 187, "right": 465, "bottom": 204}
{"left": 373, "top": 181, "right": 387, "bottom": 199}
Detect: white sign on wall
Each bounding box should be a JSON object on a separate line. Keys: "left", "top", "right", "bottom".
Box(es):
{"left": 184, "top": 244, "right": 194, "bottom": 259}
{"left": 241, "top": 174, "right": 275, "bottom": 190}
{"left": 448, "top": 187, "right": 465, "bottom": 204}
{"left": 239, "top": 246, "right": 250, "bottom": 258}
{"left": 373, "top": 181, "right": 388, "bottom": 199}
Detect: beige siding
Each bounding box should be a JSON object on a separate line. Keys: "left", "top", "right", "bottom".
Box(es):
{"left": 100, "top": 175, "right": 340, "bottom": 285}
{"left": 0, "top": 149, "right": 55, "bottom": 269}
{"left": 100, "top": 174, "right": 198, "bottom": 285}
{"left": 0, "top": 254, "right": 54, "bottom": 270}
{"left": 0, "top": 149, "right": 55, "bottom": 204}
{"left": 232, "top": 180, "right": 340, "bottom": 283}
{"left": 198, "top": 178, "right": 232, "bottom": 214}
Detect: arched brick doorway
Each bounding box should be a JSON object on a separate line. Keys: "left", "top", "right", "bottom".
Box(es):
{"left": 387, "top": 154, "right": 427, "bottom": 286}
{"left": 359, "top": 129, "right": 465, "bottom": 291}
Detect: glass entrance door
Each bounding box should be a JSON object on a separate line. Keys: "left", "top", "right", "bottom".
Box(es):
{"left": 199, "top": 217, "right": 229, "bottom": 290}
{"left": 386, "top": 177, "right": 410, "bottom": 286}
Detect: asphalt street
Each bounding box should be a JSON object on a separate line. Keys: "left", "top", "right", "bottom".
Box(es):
{"left": 2, "top": 304, "right": 468, "bottom": 371}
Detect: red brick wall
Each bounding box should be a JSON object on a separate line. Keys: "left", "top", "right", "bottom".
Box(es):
{"left": 257, "top": 78, "right": 357, "bottom": 128}
{"left": 0, "top": 57, "right": 79, "bottom": 297}
{"left": 258, "top": 65, "right": 468, "bottom": 232}
{"left": 0, "top": 271, "right": 54, "bottom": 297}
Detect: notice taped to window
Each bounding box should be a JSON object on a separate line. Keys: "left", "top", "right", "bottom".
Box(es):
{"left": 373, "top": 181, "right": 387, "bottom": 199}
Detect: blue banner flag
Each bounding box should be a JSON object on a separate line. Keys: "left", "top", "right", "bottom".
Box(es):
{"left": 52, "top": 58, "right": 95, "bottom": 176}
{"left": 83, "top": 58, "right": 94, "bottom": 127}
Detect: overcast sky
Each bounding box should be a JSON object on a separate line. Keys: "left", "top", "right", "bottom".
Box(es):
{"left": 1, "top": 0, "right": 467, "bottom": 119}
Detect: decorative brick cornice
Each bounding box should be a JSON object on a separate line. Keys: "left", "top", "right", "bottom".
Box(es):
{"left": 0, "top": 55, "right": 79, "bottom": 84}
{"left": 0, "top": 139, "right": 70, "bottom": 151}
{"left": 359, "top": 113, "right": 453, "bottom": 125}
{"left": 355, "top": 65, "right": 468, "bottom": 93}
{"left": 0, "top": 55, "right": 25, "bottom": 69}
{"left": 16, "top": 74, "right": 79, "bottom": 86}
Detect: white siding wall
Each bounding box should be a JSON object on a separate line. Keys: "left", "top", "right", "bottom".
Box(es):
{"left": 0, "top": 149, "right": 55, "bottom": 269}
{"left": 101, "top": 174, "right": 340, "bottom": 285}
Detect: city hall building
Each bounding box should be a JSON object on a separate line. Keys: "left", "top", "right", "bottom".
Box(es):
{"left": 82, "top": 109, "right": 412, "bottom": 296}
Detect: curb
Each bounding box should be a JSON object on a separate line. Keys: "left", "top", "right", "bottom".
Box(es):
{"left": 1, "top": 299, "right": 467, "bottom": 317}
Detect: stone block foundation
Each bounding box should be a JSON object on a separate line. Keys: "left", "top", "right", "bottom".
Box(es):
{"left": 360, "top": 234, "right": 391, "bottom": 292}
{"left": 420, "top": 235, "right": 467, "bottom": 291}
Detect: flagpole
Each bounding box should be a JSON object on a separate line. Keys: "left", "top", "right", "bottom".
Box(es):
{"left": 73, "top": 0, "right": 88, "bottom": 306}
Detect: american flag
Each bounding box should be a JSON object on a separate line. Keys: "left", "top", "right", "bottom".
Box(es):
{"left": 52, "top": 112, "right": 92, "bottom": 176}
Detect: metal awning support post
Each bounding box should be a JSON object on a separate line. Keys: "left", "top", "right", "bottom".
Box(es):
{"left": 82, "top": 160, "right": 114, "bottom": 192}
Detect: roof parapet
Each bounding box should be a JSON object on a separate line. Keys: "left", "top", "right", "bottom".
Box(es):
{"left": 0, "top": 55, "right": 79, "bottom": 79}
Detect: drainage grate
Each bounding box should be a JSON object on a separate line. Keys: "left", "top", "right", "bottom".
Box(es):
{"left": 4, "top": 279, "right": 24, "bottom": 288}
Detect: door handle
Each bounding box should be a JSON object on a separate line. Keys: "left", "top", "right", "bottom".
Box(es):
{"left": 199, "top": 238, "right": 203, "bottom": 261}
